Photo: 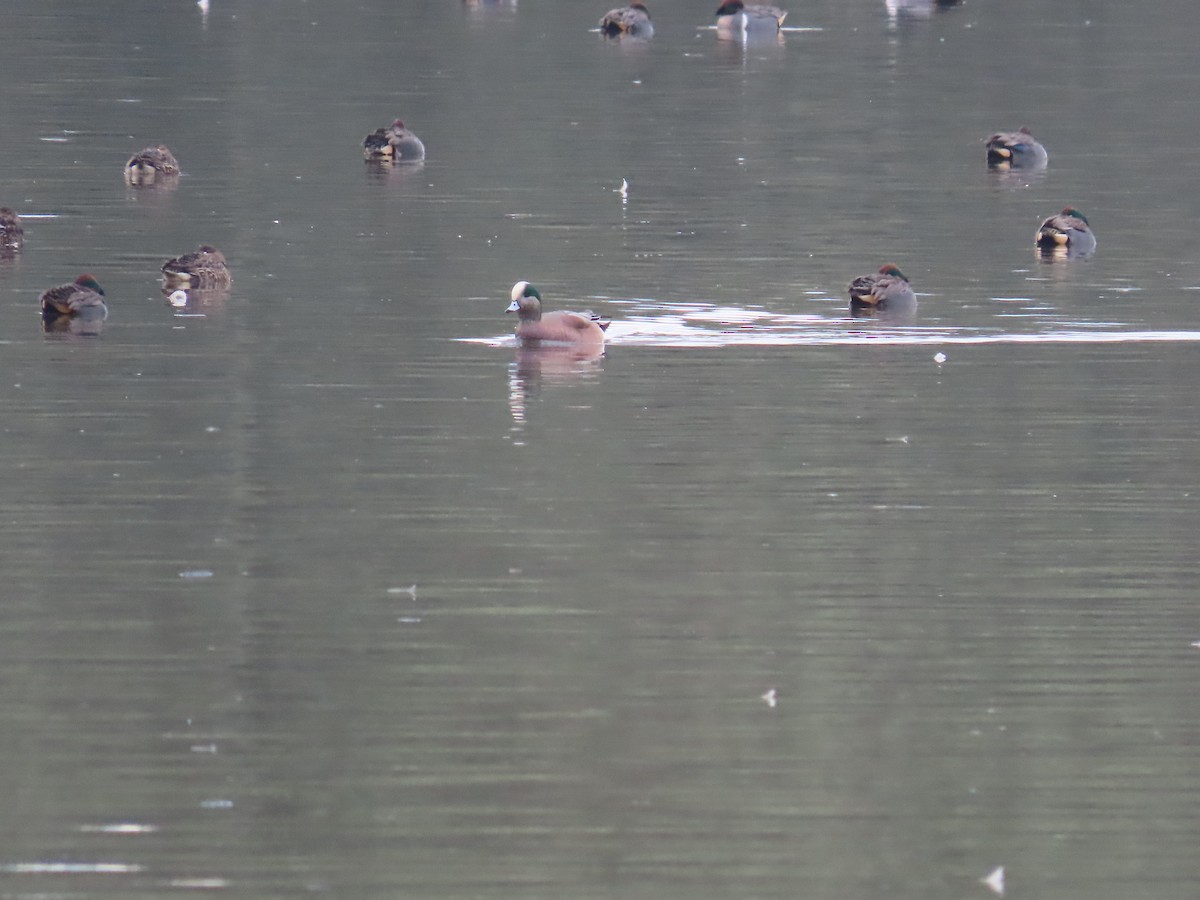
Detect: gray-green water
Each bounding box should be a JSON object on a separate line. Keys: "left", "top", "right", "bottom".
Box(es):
{"left": 2, "top": 1, "right": 1200, "bottom": 897}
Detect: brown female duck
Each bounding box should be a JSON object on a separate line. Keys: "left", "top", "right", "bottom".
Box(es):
{"left": 600, "top": 3, "right": 654, "bottom": 37}
{"left": 161, "top": 245, "right": 232, "bottom": 287}
{"left": 125, "top": 144, "right": 180, "bottom": 183}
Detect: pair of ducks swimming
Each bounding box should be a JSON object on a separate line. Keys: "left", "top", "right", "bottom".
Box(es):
{"left": 125, "top": 123, "right": 429, "bottom": 177}
{"left": 600, "top": 1, "right": 787, "bottom": 38}
{"left": 985, "top": 127, "right": 1097, "bottom": 255}
{"left": 502, "top": 269, "right": 915, "bottom": 347}
{"left": 39, "top": 246, "right": 231, "bottom": 326}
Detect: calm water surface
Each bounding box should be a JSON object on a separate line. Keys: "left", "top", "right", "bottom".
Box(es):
{"left": 1, "top": 1, "right": 1199, "bottom": 897}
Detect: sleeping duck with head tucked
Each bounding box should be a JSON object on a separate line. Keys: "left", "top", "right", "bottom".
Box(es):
{"left": 161, "top": 245, "right": 232, "bottom": 288}
{"left": 600, "top": 3, "right": 654, "bottom": 38}
{"left": 125, "top": 144, "right": 180, "bottom": 184}
{"left": 362, "top": 119, "right": 426, "bottom": 162}
{"left": 985, "top": 127, "right": 1048, "bottom": 169}
{"left": 1035, "top": 207, "right": 1095, "bottom": 256}
{"left": 40, "top": 274, "right": 107, "bottom": 326}
{"left": 847, "top": 264, "right": 916, "bottom": 316}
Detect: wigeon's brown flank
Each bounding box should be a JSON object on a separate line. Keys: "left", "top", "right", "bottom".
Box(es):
{"left": 506, "top": 281, "right": 610, "bottom": 347}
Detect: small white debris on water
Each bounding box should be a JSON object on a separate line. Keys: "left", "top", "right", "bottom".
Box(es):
{"left": 982, "top": 866, "right": 1005, "bottom": 896}
{"left": 387, "top": 584, "right": 417, "bottom": 598}
{"left": 934, "top": 352, "right": 947, "bottom": 364}
{"left": 168, "top": 289, "right": 188, "bottom": 306}
{"left": 761, "top": 688, "right": 777, "bottom": 708}
{"left": 179, "top": 569, "right": 214, "bottom": 579}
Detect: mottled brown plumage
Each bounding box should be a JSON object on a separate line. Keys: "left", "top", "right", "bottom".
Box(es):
{"left": 125, "top": 144, "right": 180, "bottom": 183}
{"left": 161, "top": 245, "right": 232, "bottom": 287}
{"left": 600, "top": 3, "right": 653, "bottom": 37}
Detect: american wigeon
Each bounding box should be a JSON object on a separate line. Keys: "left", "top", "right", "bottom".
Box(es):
{"left": 125, "top": 144, "right": 180, "bottom": 184}
{"left": 161, "top": 244, "right": 232, "bottom": 287}
{"left": 1035, "top": 207, "right": 1095, "bottom": 255}
{"left": 0, "top": 207, "right": 23, "bottom": 250}
{"left": 600, "top": 3, "right": 654, "bottom": 37}
{"left": 986, "top": 127, "right": 1048, "bottom": 168}
{"left": 40, "top": 274, "right": 107, "bottom": 322}
{"left": 506, "top": 281, "right": 610, "bottom": 347}
{"left": 715, "top": 0, "right": 787, "bottom": 34}
{"left": 847, "top": 264, "right": 916, "bottom": 314}
{"left": 362, "top": 119, "right": 426, "bottom": 162}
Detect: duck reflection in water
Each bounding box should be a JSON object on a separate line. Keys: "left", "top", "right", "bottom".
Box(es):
{"left": 161, "top": 284, "right": 232, "bottom": 311}
{"left": 364, "top": 157, "right": 425, "bottom": 184}
{"left": 885, "top": 0, "right": 961, "bottom": 20}
{"left": 507, "top": 345, "right": 606, "bottom": 427}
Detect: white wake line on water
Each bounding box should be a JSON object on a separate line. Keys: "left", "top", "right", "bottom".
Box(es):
{"left": 695, "top": 25, "right": 824, "bottom": 32}
{"left": 461, "top": 329, "right": 1200, "bottom": 349}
